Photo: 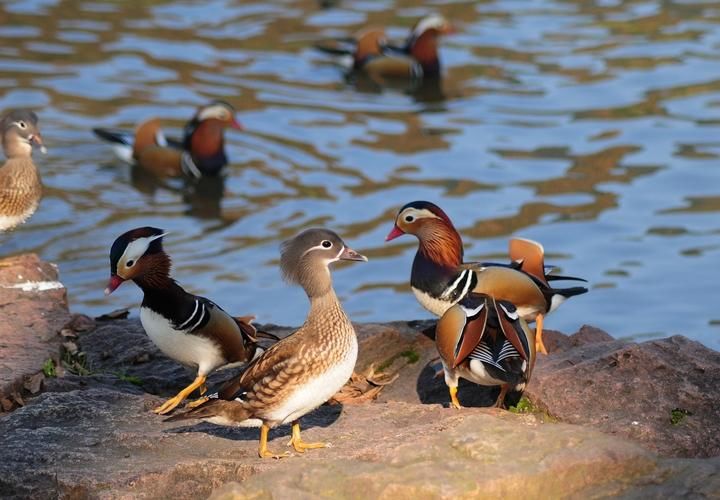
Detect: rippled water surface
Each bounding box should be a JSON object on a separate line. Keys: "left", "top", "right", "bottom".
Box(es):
{"left": 2, "top": 0, "right": 720, "bottom": 349}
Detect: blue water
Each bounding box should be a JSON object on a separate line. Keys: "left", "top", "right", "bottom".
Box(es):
{"left": 2, "top": 0, "right": 720, "bottom": 349}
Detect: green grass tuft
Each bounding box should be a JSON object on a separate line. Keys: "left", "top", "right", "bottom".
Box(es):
{"left": 115, "top": 371, "right": 144, "bottom": 386}
{"left": 509, "top": 396, "right": 557, "bottom": 423}
{"left": 400, "top": 349, "right": 420, "bottom": 364}
{"left": 670, "top": 408, "right": 691, "bottom": 426}
{"left": 41, "top": 358, "right": 56, "bottom": 378}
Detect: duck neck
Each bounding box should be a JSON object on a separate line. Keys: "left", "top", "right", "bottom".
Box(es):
{"left": 188, "top": 119, "right": 227, "bottom": 173}
{"left": 409, "top": 32, "right": 440, "bottom": 75}
{"left": 133, "top": 253, "right": 179, "bottom": 295}
{"left": 411, "top": 221, "right": 464, "bottom": 295}
{"left": 2, "top": 136, "right": 33, "bottom": 160}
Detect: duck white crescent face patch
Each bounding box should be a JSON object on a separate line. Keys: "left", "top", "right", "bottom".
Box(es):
{"left": 119, "top": 233, "right": 166, "bottom": 268}
{"left": 197, "top": 104, "right": 229, "bottom": 121}
{"left": 413, "top": 14, "right": 447, "bottom": 37}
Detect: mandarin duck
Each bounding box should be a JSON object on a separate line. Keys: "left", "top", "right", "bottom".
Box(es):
{"left": 315, "top": 14, "right": 452, "bottom": 80}
{"left": 0, "top": 110, "right": 47, "bottom": 233}
{"left": 166, "top": 228, "right": 367, "bottom": 459}
{"left": 93, "top": 101, "right": 242, "bottom": 179}
{"left": 386, "top": 201, "right": 588, "bottom": 355}
{"left": 105, "top": 227, "right": 270, "bottom": 415}
{"left": 436, "top": 293, "right": 535, "bottom": 409}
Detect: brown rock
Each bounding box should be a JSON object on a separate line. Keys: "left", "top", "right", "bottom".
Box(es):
{"left": 0, "top": 254, "right": 71, "bottom": 411}
{"left": 1, "top": 266, "right": 719, "bottom": 497}
{"left": 526, "top": 328, "right": 720, "bottom": 458}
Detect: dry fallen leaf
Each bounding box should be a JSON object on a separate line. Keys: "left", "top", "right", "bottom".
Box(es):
{"left": 95, "top": 308, "right": 130, "bottom": 321}
{"left": 23, "top": 372, "right": 45, "bottom": 394}
{"left": 65, "top": 314, "right": 96, "bottom": 332}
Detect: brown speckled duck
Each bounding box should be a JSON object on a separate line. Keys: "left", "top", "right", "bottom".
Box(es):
{"left": 315, "top": 14, "right": 453, "bottom": 80}
{"left": 93, "top": 101, "right": 242, "bottom": 179}
{"left": 0, "top": 109, "right": 46, "bottom": 233}
{"left": 105, "top": 227, "right": 268, "bottom": 415}
{"left": 386, "top": 201, "right": 588, "bottom": 355}
{"left": 167, "top": 228, "right": 367, "bottom": 459}
{"left": 436, "top": 293, "right": 535, "bottom": 409}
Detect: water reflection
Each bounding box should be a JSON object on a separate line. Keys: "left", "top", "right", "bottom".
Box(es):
{"left": 2, "top": 0, "right": 720, "bottom": 350}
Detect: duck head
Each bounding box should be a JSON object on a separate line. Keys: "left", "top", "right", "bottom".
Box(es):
{"left": 280, "top": 228, "right": 367, "bottom": 298}
{"left": 105, "top": 227, "right": 170, "bottom": 294}
{"left": 405, "top": 14, "right": 453, "bottom": 75}
{"left": 1, "top": 109, "right": 47, "bottom": 159}
{"left": 386, "top": 200, "right": 464, "bottom": 268}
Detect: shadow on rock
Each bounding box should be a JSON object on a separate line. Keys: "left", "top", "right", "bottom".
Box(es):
{"left": 416, "top": 361, "right": 499, "bottom": 408}
{"left": 164, "top": 403, "right": 343, "bottom": 441}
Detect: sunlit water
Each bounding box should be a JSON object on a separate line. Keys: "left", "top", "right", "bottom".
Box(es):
{"left": 2, "top": 0, "right": 720, "bottom": 350}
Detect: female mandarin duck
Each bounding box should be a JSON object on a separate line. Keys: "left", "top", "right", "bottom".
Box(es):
{"left": 315, "top": 13, "right": 453, "bottom": 80}
{"left": 93, "top": 101, "right": 242, "bottom": 179}
{"left": 386, "top": 201, "right": 588, "bottom": 355}
{"left": 0, "top": 109, "right": 47, "bottom": 233}
{"left": 105, "top": 227, "right": 268, "bottom": 415}
{"left": 436, "top": 293, "right": 535, "bottom": 409}
{"left": 167, "top": 228, "right": 367, "bottom": 459}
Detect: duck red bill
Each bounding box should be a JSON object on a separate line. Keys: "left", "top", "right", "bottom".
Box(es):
{"left": 385, "top": 225, "right": 405, "bottom": 241}
{"left": 230, "top": 118, "right": 243, "bottom": 130}
{"left": 104, "top": 275, "right": 125, "bottom": 295}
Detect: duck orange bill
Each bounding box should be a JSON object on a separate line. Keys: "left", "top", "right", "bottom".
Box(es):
{"left": 385, "top": 225, "right": 404, "bottom": 241}
{"left": 104, "top": 275, "right": 125, "bottom": 295}
{"left": 230, "top": 118, "right": 243, "bottom": 130}
{"left": 339, "top": 246, "right": 368, "bottom": 262}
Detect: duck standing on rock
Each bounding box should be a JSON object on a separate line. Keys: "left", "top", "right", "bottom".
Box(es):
{"left": 315, "top": 13, "right": 453, "bottom": 81}
{"left": 0, "top": 109, "right": 47, "bottom": 233}
{"left": 436, "top": 293, "right": 535, "bottom": 409}
{"left": 386, "top": 201, "right": 588, "bottom": 355}
{"left": 93, "top": 101, "right": 242, "bottom": 179}
{"left": 167, "top": 228, "right": 367, "bottom": 459}
{"left": 105, "top": 227, "right": 267, "bottom": 414}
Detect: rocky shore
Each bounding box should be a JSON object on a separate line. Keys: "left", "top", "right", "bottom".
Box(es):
{"left": 1, "top": 255, "right": 719, "bottom": 498}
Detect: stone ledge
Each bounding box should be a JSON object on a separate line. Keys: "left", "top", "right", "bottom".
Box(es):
{"left": 0, "top": 254, "right": 71, "bottom": 410}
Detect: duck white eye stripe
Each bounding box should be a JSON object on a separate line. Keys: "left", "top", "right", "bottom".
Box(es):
{"left": 178, "top": 300, "right": 200, "bottom": 330}
{"left": 300, "top": 243, "right": 341, "bottom": 258}
{"left": 198, "top": 105, "right": 227, "bottom": 121}
{"left": 119, "top": 233, "right": 166, "bottom": 266}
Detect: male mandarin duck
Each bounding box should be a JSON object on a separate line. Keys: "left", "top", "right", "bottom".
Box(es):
{"left": 105, "top": 227, "right": 271, "bottom": 415}
{"left": 93, "top": 101, "right": 242, "bottom": 179}
{"left": 386, "top": 201, "right": 588, "bottom": 355}
{"left": 0, "top": 109, "right": 47, "bottom": 233}
{"left": 315, "top": 13, "right": 453, "bottom": 80}
{"left": 167, "top": 228, "right": 367, "bottom": 459}
{"left": 436, "top": 293, "right": 535, "bottom": 409}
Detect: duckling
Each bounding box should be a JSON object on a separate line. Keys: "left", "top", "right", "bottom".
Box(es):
{"left": 0, "top": 109, "right": 47, "bottom": 233}
{"left": 166, "top": 228, "right": 367, "bottom": 459}
{"left": 436, "top": 293, "right": 535, "bottom": 409}
{"left": 105, "top": 227, "right": 267, "bottom": 414}
{"left": 386, "top": 201, "right": 588, "bottom": 354}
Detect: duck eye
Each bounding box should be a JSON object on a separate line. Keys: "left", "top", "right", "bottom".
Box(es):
{"left": 17, "top": 121, "right": 27, "bottom": 129}
{"left": 126, "top": 259, "right": 135, "bottom": 267}
{"left": 405, "top": 215, "right": 415, "bottom": 223}
{"left": 321, "top": 240, "right": 332, "bottom": 248}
